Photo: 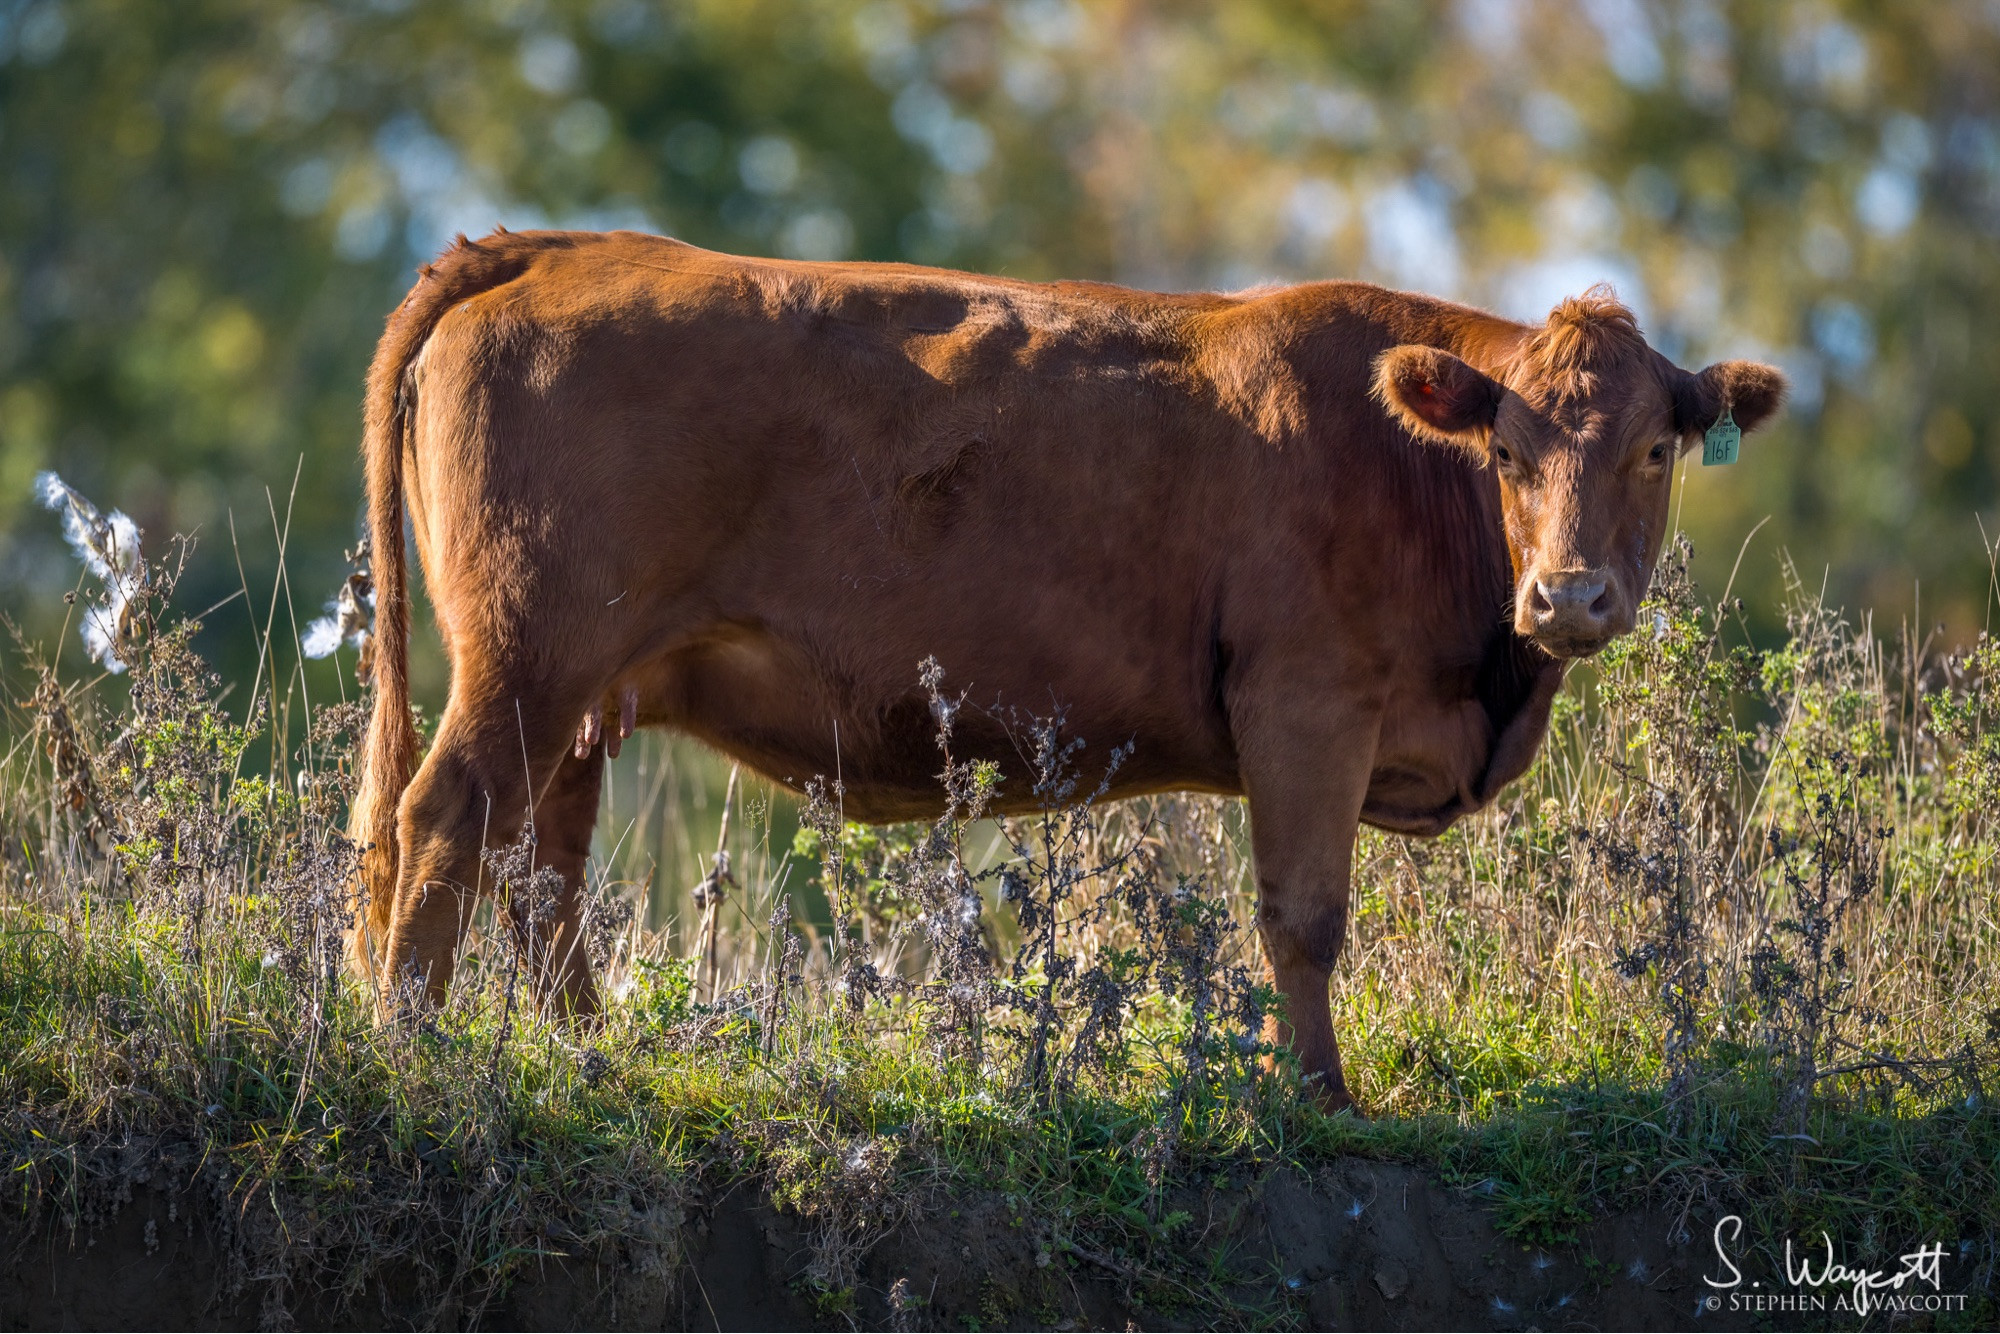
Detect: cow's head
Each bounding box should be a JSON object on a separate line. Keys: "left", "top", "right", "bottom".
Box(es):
{"left": 1372, "top": 290, "right": 1786, "bottom": 658}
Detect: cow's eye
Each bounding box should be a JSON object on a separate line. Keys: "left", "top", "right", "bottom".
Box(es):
{"left": 1493, "top": 443, "right": 1514, "bottom": 465}
{"left": 1648, "top": 442, "right": 1670, "bottom": 464}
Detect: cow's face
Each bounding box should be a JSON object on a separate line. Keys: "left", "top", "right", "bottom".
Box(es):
{"left": 1373, "top": 292, "right": 1786, "bottom": 659}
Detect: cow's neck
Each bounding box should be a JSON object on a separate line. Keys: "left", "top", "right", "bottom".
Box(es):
{"left": 1339, "top": 291, "right": 1563, "bottom": 822}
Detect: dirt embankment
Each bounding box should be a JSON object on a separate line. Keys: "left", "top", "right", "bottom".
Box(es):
{"left": 3, "top": 1153, "right": 1741, "bottom": 1331}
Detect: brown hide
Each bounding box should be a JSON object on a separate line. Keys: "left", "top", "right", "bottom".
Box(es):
{"left": 347, "top": 230, "right": 1781, "bottom": 1109}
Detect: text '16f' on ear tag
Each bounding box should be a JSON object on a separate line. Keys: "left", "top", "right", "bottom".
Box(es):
{"left": 1703, "top": 408, "right": 1740, "bottom": 467}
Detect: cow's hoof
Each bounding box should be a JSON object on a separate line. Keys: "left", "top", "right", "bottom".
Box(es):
{"left": 1311, "top": 1082, "right": 1367, "bottom": 1119}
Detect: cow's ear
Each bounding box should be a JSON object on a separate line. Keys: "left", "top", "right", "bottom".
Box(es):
{"left": 1674, "top": 359, "right": 1788, "bottom": 441}
{"left": 1373, "top": 345, "right": 1504, "bottom": 450}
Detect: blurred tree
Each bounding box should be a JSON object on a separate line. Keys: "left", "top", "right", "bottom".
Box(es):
{"left": 2, "top": 0, "right": 1997, "bottom": 690}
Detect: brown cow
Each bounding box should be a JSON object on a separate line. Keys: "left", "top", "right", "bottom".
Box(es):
{"left": 346, "top": 229, "right": 1784, "bottom": 1110}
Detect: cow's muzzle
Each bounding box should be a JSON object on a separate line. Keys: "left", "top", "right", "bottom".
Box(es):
{"left": 1520, "top": 568, "right": 1626, "bottom": 658}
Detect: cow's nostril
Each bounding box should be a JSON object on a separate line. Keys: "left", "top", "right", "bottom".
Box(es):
{"left": 1528, "top": 571, "right": 1618, "bottom": 650}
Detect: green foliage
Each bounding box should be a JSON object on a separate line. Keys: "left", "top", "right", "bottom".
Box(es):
{"left": 1929, "top": 633, "right": 2000, "bottom": 818}
{"left": 792, "top": 818, "right": 927, "bottom": 933}
{"left": 630, "top": 954, "right": 697, "bottom": 1028}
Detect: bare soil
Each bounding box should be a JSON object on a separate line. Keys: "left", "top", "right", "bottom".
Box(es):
{"left": 2, "top": 1151, "right": 1747, "bottom": 1331}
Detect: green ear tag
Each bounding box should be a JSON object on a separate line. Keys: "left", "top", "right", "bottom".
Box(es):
{"left": 1703, "top": 407, "right": 1740, "bottom": 467}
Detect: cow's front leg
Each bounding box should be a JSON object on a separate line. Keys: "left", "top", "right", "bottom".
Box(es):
{"left": 1237, "top": 699, "right": 1380, "bottom": 1113}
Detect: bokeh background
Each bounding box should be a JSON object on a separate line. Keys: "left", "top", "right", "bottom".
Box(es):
{"left": 3, "top": 0, "right": 1998, "bottom": 687}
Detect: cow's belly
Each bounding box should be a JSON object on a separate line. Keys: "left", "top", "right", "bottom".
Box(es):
{"left": 623, "top": 620, "right": 1239, "bottom": 822}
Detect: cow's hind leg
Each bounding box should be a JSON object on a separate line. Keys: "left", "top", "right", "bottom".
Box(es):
{"left": 508, "top": 743, "right": 607, "bottom": 1019}
{"left": 379, "top": 678, "right": 593, "bottom": 1012}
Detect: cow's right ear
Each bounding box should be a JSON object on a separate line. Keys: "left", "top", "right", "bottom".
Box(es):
{"left": 1372, "top": 345, "right": 1504, "bottom": 450}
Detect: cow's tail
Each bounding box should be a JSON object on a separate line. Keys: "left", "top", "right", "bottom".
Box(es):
{"left": 346, "top": 231, "right": 539, "bottom": 989}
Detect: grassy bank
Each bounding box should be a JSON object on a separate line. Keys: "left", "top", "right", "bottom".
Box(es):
{"left": 3, "top": 527, "right": 1998, "bottom": 1326}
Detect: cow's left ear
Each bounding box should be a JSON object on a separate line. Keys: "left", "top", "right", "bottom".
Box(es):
{"left": 1373, "top": 345, "right": 1505, "bottom": 450}
{"left": 1674, "top": 360, "right": 1788, "bottom": 440}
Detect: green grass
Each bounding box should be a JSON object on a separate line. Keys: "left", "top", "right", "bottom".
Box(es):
{"left": 2, "top": 888, "right": 1994, "bottom": 1322}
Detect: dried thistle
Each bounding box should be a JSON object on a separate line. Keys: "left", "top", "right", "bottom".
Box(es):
{"left": 35, "top": 470, "right": 149, "bottom": 672}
